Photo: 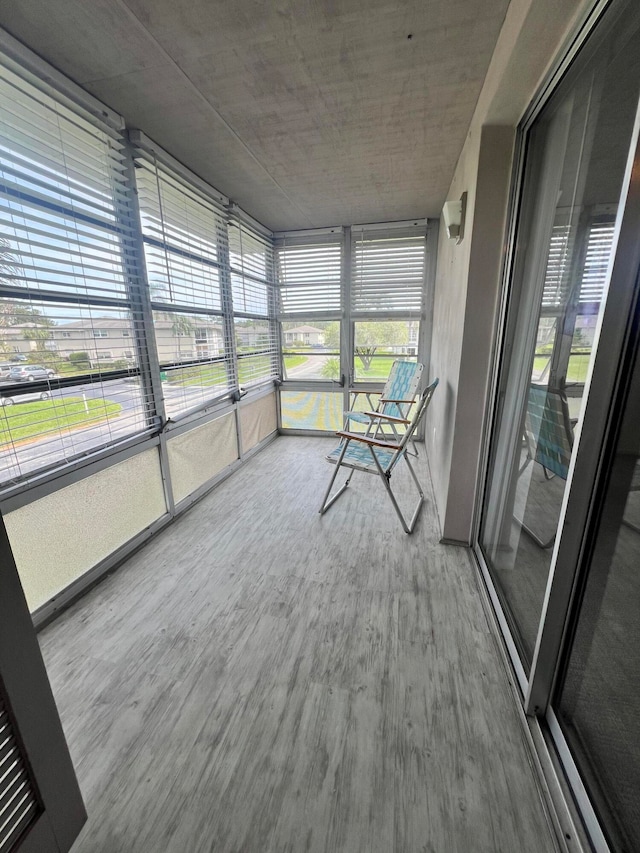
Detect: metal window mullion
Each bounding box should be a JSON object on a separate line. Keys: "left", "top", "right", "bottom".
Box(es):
{"left": 525, "top": 89, "right": 640, "bottom": 717}
{"left": 415, "top": 226, "right": 434, "bottom": 441}
{"left": 119, "top": 139, "right": 166, "bottom": 425}
{"left": 421, "top": 221, "right": 437, "bottom": 378}
{"left": 341, "top": 226, "right": 351, "bottom": 407}
{"left": 218, "top": 237, "right": 238, "bottom": 392}
{"left": 120, "top": 139, "right": 175, "bottom": 515}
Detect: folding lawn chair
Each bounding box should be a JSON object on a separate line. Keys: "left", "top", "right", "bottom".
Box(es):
{"left": 345, "top": 359, "right": 424, "bottom": 444}
{"left": 319, "top": 378, "right": 439, "bottom": 533}
{"left": 517, "top": 384, "right": 574, "bottom": 548}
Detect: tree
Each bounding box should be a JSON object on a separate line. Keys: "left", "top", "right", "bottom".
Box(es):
{"left": 22, "top": 320, "right": 55, "bottom": 356}
{"left": 323, "top": 322, "right": 340, "bottom": 350}
{"left": 354, "top": 321, "right": 408, "bottom": 370}
{"left": 0, "top": 236, "right": 23, "bottom": 350}
{"left": 69, "top": 351, "right": 91, "bottom": 369}
{"left": 321, "top": 356, "right": 340, "bottom": 381}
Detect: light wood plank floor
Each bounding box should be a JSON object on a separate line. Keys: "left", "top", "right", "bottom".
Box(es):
{"left": 39, "top": 437, "right": 558, "bottom": 853}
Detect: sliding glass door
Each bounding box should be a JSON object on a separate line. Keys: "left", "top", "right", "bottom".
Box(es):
{"left": 478, "top": 0, "right": 640, "bottom": 848}
{"left": 553, "top": 334, "right": 640, "bottom": 851}
{"left": 479, "top": 0, "right": 640, "bottom": 672}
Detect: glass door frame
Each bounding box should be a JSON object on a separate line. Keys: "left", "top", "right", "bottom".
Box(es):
{"left": 471, "top": 0, "right": 640, "bottom": 846}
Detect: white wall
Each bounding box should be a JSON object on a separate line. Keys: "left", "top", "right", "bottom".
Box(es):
{"left": 426, "top": 0, "right": 592, "bottom": 542}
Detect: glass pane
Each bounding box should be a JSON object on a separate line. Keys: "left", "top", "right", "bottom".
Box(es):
{"left": 280, "top": 390, "right": 342, "bottom": 431}
{"left": 153, "top": 310, "right": 225, "bottom": 365}
{"left": 162, "top": 361, "right": 229, "bottom": 418}
{"left": 234, "top": 319, "right": 277, "bottom": 387}
{"left": 282, "top": 320, "right": 338, "bottom": 381}
{"left": 0, "top": 376, "right": 150, "bottom": 486}
{"left": 555, "top": 338, "right": 640, "bottom": 851}
{"left": 353, "top": 321, "right": 418, "bottom": 383}
{"left": 154, "top": 309, "right": 233, "bottom": 418}
{"left": 479, "top": 1, "right": 640, "bottom": 668}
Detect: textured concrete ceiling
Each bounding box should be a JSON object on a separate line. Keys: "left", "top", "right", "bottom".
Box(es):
{"left": 0, "top": 0, "right": 510, "bottom": 231}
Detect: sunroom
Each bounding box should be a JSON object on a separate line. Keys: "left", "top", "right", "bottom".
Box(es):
{"left": 0, "top": 1, "right": 639, "bottom": 852}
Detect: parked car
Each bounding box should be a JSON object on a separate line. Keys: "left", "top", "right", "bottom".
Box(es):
{"left": 0, "top": 390, "right": 51, "bottom": 406}
{"left": 7, "top": 364, "right": 55, "bottom": 382}
{"left": 0, "top": 363, "right": 14, "bottom": 379}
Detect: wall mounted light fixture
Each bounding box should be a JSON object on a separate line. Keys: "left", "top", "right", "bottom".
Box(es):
{"left": 442, "top": 192, "right": 467, "bottom": 243}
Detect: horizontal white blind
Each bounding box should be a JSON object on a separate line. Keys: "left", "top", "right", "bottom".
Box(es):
{"left": 542, "top": 221, "right": 614, "bottom": 310}
{"left": 275, "top": 238, "right": 342, "bottom": 317}
{"left": 0, "top": 295, "right": 153, "bottom": 485}
{"left": 133, "top": 149, "right": 237, "bottom": 416}
{"left": 152, "top": 306, "right": 236, "bottom": 418}
{"left": 135, "top": 155, "right": 227, "bottom": 312}
{"left": 229, "top": 221, "right": 274, "bottom": 317}
{"left": 235, "top": 319, "right": 278, "bottom": 387}
{"left": 351, "top": 228, "right": 426, "bottom": 315}
{"left": 542, "top": 224, "right": 574, "bottom": 309}
{"left": 579, "top": 221, "right": 615, "bottom": 304}
{"left": 0, "top": 64, "right": 132, "bottom": 301}
{"left": 0, "top": 58, "right": 157, "bottom": 488}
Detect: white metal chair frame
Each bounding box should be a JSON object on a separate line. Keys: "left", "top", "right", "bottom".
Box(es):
{"left": 319, "top": 378, "right": 439, "bottom": 533}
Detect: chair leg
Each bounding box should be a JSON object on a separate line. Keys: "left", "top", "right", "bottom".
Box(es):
{"left": 319, "top": 442, "right": 355, "bottom": 515}
{"left": 370, "top": 450, "right": 425, "bottom": 534}
{"left": 519, "top": 521, "right": 556, "bottom": 549}
{"left": 514, "top": 457, "right": 557, "bottom": 548}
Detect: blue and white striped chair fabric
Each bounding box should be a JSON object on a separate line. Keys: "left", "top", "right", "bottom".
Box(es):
{"left": 320, "top": 378, "right": 439, "bottom": 534}
{"left": 517, "top": 384, "right": 574, "bottom": 548}
{"left": 345, "top": 360, "right": 424, "bottom": 431}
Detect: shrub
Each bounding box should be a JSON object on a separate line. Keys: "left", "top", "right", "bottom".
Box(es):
{"left": 68, "top": 351, "right": 91, "bottom": 369}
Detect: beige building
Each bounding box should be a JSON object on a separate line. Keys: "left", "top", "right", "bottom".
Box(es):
{"left": 48, "top": 317, "right": 224, "bottom": 366}
{"left": 282, "top": 325, "right": 325, "bottom": 346}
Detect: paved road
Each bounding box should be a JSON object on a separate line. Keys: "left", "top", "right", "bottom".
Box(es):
{"left": 0, "top": 378, "right": 225, "bottom": 485}
{"left": 285, "top": 352, "right": 333, "bottom": 380}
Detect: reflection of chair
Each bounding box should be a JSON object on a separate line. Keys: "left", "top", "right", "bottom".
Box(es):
{"left": 345, "top": 359, "right": 423, "bottom": 443}
{"left": 518, "top": 385, "right": 574, "bottom": 547}
{"left": 319, "top": 378, "right": 438, "bottom": 533}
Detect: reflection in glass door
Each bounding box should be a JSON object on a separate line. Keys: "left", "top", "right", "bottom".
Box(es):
{"left": 479, "top": 0, "right": 640, "bottom": 671}
{"left": 553, "top": 333, "right": 640, "bottom": 852}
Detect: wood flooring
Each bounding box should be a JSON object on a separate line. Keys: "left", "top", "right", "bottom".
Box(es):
{"left": 38, "top": 436, "right": 558, "bottom": 853}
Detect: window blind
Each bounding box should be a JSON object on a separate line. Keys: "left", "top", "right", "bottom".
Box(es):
{"left": 542, "top": 224, "right": 574, "bottom": 310}
{"left": 0, "top": 65, "right": 131, "bottom": 302}
{"left": 542, "top": 220, "right": 615, "bottom": 310}
{"left": 274, "top": 236, "right": 342, "bottom": 317}
{"left": 579, "top": 221, "right": 615, "bottom": 304}
{"left": 229, "top": 220, "right": 274, "bottom": 315}
{"left": 134, "top": 155, "right": 227, "bottom": 312}
{"left": 0, "top": 58, "right": 156, "bottom": 487}
{"left": 133, "top": 148, "right": 236, "bottom": 416}
{"left": 230, "top": 220, "right": 278, "bottom": 386}
{"left": 351, "top": 227, "right": 426, "bottom": 316}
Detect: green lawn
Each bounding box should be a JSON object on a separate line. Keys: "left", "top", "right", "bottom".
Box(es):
{"left": 532, "top": 354, "right": 591, "bottom": 384}
{"left": 0, "top": 397, "right": 122, "bottom": 444}
{"left": 353, "top": 356, "right": 398, "bottom": 382}
{"left": 166, "top": 357, "right": 283, "bottom": 387}
{"left": 283, "top": 355, "right": 307, "bottom": 370}
{"left": 166, "top": 363, "right": 227, "bottom": 387}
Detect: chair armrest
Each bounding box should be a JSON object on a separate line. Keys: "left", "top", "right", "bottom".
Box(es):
{"left": 362, "top": 410, "right": 411, "bottom": 424}
{"left": 380, "top": 398, "right": 415, "bottom": 404}
{"left": 336, "top": 430, "right": 402, "bottom": 450}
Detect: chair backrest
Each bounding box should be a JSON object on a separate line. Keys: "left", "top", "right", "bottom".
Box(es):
{"left": 525, "top": 384, "right": 573, "bottom": 479}
{"left": 386, "top": 377, "right": 439, "bottom": 473}
{"left": 380, "top": 360, "right": 424, "bottom": 419}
